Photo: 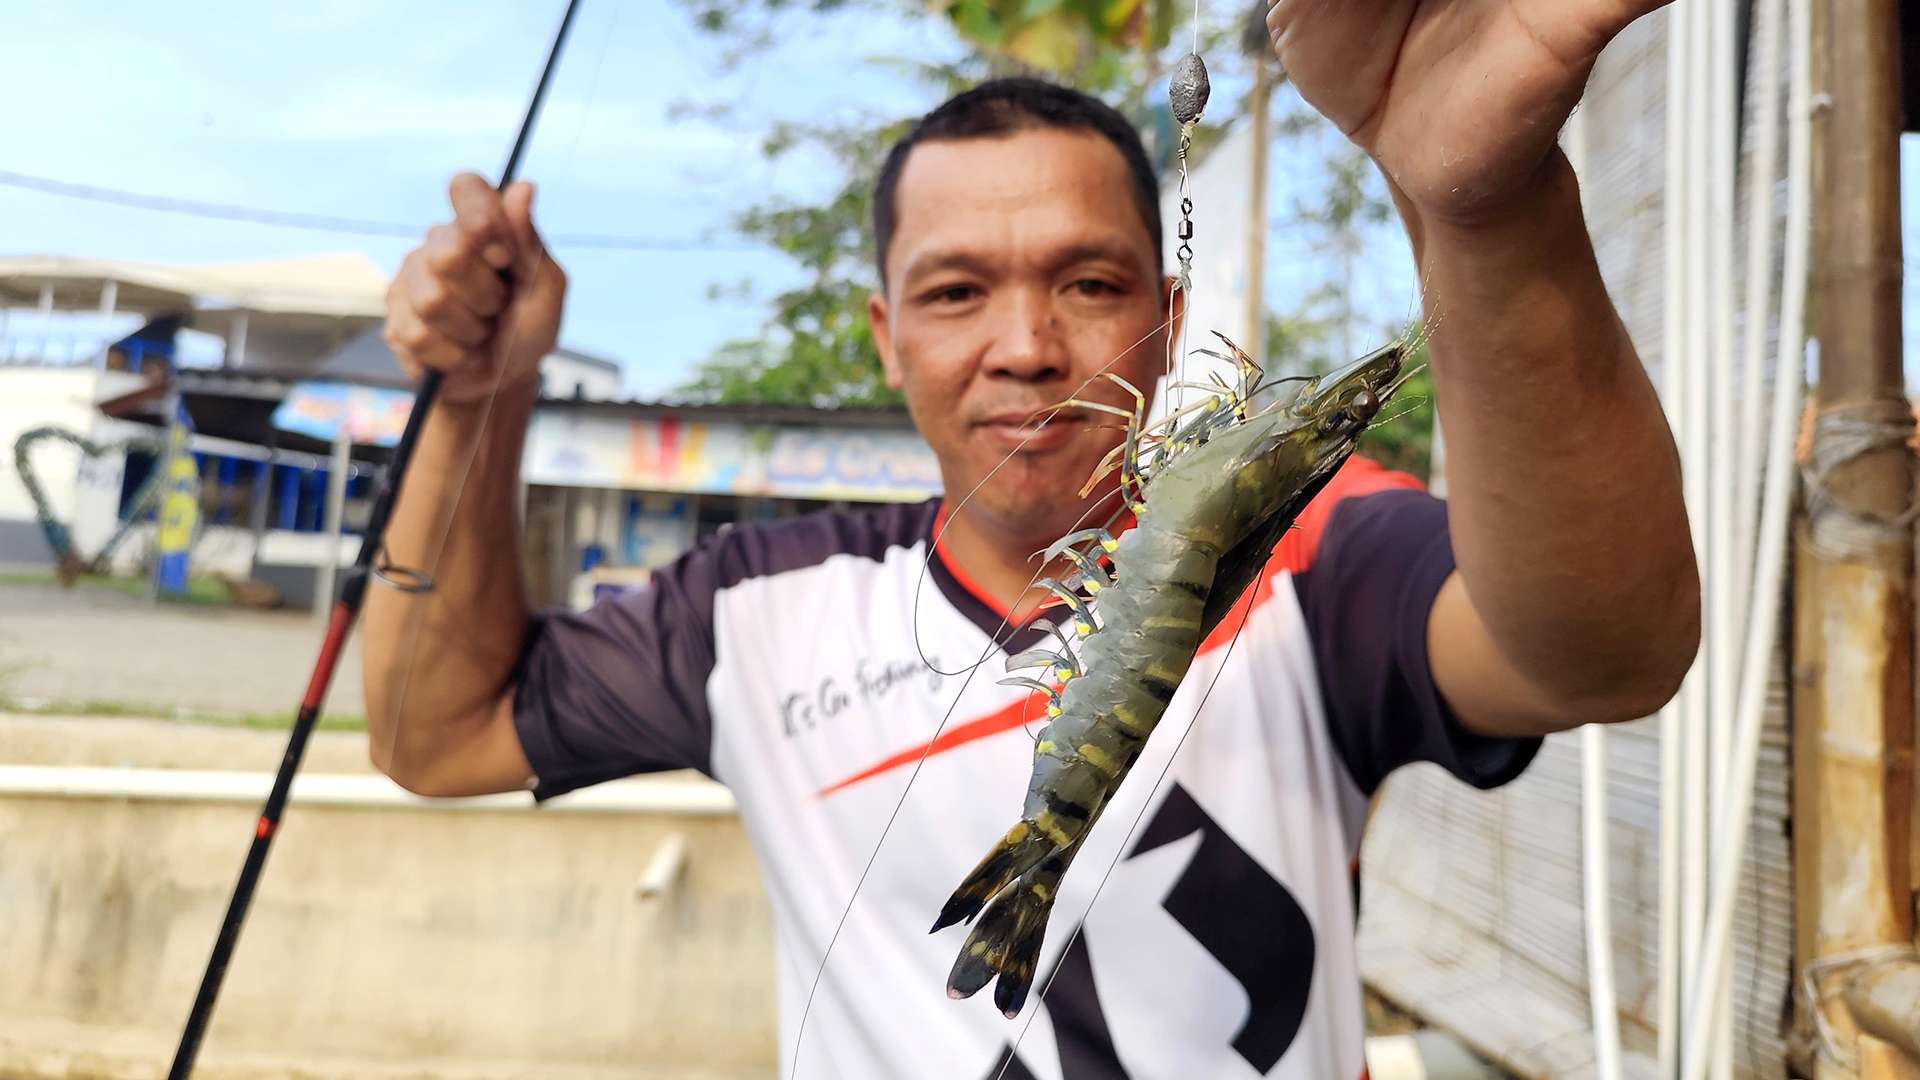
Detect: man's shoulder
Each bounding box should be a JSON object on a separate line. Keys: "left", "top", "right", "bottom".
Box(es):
{"left": 671, "top": 497, "right": 939, "bottom": 594}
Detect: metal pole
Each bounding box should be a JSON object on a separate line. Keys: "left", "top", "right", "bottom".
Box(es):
{"left": 247, "top": 429, "right": 276, "bottom": 580}
{"left": 315, "top": 433, "right": 350, "bottom": 618}
{"left": 97, "top": 280, "right": 118, "bottom": 368}
{"left": 228, "top": 311, "right": 249, "bottom": 369}
{"left": 37, "top": 283, "right": 53, "bottom": 360}
{"left": 163, "top": 2, "right": 583, "bottom": 1073}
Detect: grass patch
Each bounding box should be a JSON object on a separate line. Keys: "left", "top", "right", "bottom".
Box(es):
{"left": 0, "top": 694, "right": 365, "bottom": 732}
{"left": 0, "top": 570, "right": 233, "bottom": 605}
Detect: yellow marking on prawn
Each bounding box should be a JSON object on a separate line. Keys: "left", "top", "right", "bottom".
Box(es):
{"left": 1077, "top": 742, "right": 1119, "bottom": 776}
{"left": 1110, "top": 703, "right": 1151, "bottom": 736}
{"left": 970, "top": 941, "right": 990, "bottom": 957}
{"left": 1055, "top": 666, "right": 1075, "bottom": 680}
{"left": 1031, "top": 883, "right": 1051, "bottom": 900}
{"left": 1084, "top": 579, "right": 1102, "bottom": 594}
{"left": 1036, "top": 740, "right": 1056, "bottom": 754}
{"left": 1033, "top": 811, "right": 1074, "bottom": 848}
{"left": 1141, "top": 614, "right": 1201, "bottom": 632}
{"left": 1145, "top": 662, "right": 1184, "bottom": 685}
{"left": 1003, "top": 821, "right": 1030, "bottom": 844}
{"left": 1101, "top": 537, "right": 1119, "bottom": 553}
{"left": 1046, "top": 704, "right": 1062, "bottom": 718}
{"left": 1076, "top": 622, "right": 1094, "bottom": 637}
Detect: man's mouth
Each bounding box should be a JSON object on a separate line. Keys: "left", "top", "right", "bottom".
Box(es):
{"left": 977, "top": 411, "right": 1083, "bottom": 453}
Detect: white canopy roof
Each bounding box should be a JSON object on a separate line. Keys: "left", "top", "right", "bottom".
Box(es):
{"left": 0, "top": 252, "right": 388, "bottom": 333}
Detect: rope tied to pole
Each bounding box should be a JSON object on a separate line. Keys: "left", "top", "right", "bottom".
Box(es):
{"left": 1795, "top": 944, "right": 1920, "bottom": 1069}
{"left": 1801, "top": 396, "right": 1920, "bottom": 558}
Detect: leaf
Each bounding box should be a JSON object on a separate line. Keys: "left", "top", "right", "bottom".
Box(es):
{"left": 1001, "top": 13, "right": 1083, "bottom": 73}
{"left": 1098, "top": 0, "right": 1141, "bottom": 32}
{"left": 948, "top": 0, "right": 1006, "bottom": 46}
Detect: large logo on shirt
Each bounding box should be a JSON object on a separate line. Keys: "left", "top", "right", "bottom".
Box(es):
{"left": 988, "top": 783, "right": 1317, "bottom": 1078}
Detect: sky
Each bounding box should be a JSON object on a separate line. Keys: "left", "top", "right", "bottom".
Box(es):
{"left": 0, "top": 0, "right": 1430, "bottom": 401}
{"left": 0, "top": 0, "right": 947, "bottom": 395}
{"left": 4, "top": 3, "right": 1906, "bottom": 398}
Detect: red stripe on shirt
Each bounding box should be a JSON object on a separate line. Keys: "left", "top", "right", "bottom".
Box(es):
{"left": 819, "top": 456, "right": 1425, "bottom": 797}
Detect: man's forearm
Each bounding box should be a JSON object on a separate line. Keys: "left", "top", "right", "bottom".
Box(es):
{"left": 1398, "top": 152, "right": 1699, "bottom": 718}
{"left": 361, "top": 384, "right": 537, "bottom": 774}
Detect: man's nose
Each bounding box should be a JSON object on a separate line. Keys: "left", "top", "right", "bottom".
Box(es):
{"left": 985, "top": 292, "right": 1068, "bottom": 382}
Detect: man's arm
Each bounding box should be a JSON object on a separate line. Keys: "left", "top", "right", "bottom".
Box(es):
{"left": 1403, "top": 160, "right": 1697, "bottom": 737}
{"left": 361, "top": 174, "right": 566, "bottom": 795}
{"left": 1268, "top": 0, "right": 1699, "bottom": 737}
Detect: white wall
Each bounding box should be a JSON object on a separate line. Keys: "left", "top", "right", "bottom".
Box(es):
{"left": 540, "top": 351, "right": 622, "bottom": 400}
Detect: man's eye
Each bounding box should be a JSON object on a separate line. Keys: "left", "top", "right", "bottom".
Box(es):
{"left": 928, "top": 284, "right": 978, "bottom": 304}
{"left": 1072, "top": 279, "right": 1117, "bottom": 297}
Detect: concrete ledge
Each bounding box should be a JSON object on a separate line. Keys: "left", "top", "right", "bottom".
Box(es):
{"left": 0, "top": 765, "right": 738, "bottom": 815}
{"left": 1, "top": 761, "right": 775, "bottom": 1077}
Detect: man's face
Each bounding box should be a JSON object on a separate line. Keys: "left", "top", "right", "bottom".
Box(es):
{"left": 869, "top": 126, "right": 1177, "bottom": 548}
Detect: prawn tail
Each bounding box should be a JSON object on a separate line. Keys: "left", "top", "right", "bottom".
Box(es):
{"left": 930, "top": 821, "right": 1055, "bottom": 933}
{"left": 944, "top": 865, "right": 1060, "bottom": 1018}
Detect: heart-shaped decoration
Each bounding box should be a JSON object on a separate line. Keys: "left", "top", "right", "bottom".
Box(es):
{"left": 12, "top": 425, "right": 168, "bottom": 585}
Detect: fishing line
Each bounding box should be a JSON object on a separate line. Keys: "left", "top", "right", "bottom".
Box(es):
{"left": 992, "top": 558, "right": 1270, "bottom": 1080}
{"left": 800, "top": 321, "right": 1202, "bottom": 1072}
{"left": 805, "top": 314, "right": 1261, "bottom": 1073}
{"left": 908, "top": 313, "right": 1177, "bottom": 678}
{"left": 377, "top": 0, "right": 623, "bottom": 777}
{"left": 164, "top": 4, "right": 594, "bottom": 1075}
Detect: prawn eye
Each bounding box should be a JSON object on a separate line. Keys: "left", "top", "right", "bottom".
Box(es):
{"left": 1348, "top": 389, "right": 1379, "bottom": 420}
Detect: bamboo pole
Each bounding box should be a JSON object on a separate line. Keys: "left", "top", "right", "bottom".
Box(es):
{"left": 1794, "top": 0, "right": 1918, "bottom": 1074}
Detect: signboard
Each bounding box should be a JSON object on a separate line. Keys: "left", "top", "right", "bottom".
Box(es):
{"left": 524, "top": 411, "right": 943, "bottom": 503}
{"left": 272, "top": 381, "right": 416, "bottom": 448}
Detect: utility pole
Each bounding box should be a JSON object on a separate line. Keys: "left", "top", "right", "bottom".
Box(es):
{"left": 1244, "top": 45, "right": 1271, "bottom": 371}
{"left": 1793, "top": 0, "right": 1920, "bottom": 1073}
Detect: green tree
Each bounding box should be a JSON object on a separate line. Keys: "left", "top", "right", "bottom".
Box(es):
{"left": 672, "top": 117, "right": 911, "bottom": 408}
{"left": 1358, "top": 337, "right": 1435, "bottom": 480}
{"left": 666, "top": 0, "right": 1251, "bottom": 408}
{"left": 668, "top": 0, "right": 1410, "bottom": 425}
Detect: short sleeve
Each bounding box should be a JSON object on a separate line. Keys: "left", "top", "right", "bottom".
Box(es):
{"left": 510, "top": 500, "right": 941, "bottom": 802}
{"left": 1293, "top": 488, "right": 1542, "bottom": 795}
{"left": 512, "top": 540, "right": 725, "bottom": 801}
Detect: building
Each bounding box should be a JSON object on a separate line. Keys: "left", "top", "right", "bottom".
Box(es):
{"left": 1, "top": 253, "right": 938, "bottom": 611}
{"left": 517, "top": 397, "right": 940, "bottom": 608}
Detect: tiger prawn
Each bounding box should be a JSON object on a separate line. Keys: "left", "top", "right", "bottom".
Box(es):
{"left": 931, "top": 333, "right": 1416, "bottom": 1018}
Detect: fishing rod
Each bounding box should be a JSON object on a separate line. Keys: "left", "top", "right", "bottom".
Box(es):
{"left": 165, "top": 1, "right": 583, "bottom": 1073}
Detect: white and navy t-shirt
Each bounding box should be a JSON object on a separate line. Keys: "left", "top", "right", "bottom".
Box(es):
{"left": 513, "top": 457, "right": 1540, "bottom": 1080}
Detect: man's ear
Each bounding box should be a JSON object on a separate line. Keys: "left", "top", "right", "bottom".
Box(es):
{"left": 869, "top": 289, "right": 905, "bottom": 391}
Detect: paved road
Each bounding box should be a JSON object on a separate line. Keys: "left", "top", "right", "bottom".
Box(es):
{"left": 0, "top": 577, "right": 367, "bottom": 719}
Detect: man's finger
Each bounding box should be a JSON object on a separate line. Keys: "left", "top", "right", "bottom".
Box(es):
{"left": 384, "top": 302, "right": 479, "bottom": 377}
{"left": 500, "top": 181, "right": 548, "bottom": 280}
{"left": 399, "top": 263, "right": 491, "bottom": 345}
{"left": 421, "top": 225, "right": 509, "bottom": 318}
{"left": 447, "top": 172, "right": 516, "bottom": 270}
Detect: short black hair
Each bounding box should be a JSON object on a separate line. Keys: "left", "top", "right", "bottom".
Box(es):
{"left": 871, "top": 77, "right": 1163, "bottom": 291}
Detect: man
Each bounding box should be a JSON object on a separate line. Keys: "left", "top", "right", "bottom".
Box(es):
{"left": 366, "top": 1, "right": 1695, "bottom": 1075}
